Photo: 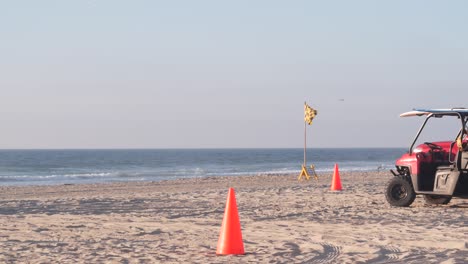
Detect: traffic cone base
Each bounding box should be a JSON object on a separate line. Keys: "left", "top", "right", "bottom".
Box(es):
{"left": 216, "top": 188, "right": 245, "bottom": 255}
{"left": 330, "top": 163, "right": 342, "bottom": 191}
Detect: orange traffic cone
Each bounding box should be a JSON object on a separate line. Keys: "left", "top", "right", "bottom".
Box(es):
{"left": 216, "top": 188, "right": 245, "bottom": 255}
{"left": 330, "top": 164, "right": 342, "bottom": 191}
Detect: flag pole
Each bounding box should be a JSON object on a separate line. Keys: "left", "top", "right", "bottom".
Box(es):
{"left": 299, "top": 102, "right": 318, "bottom": 181}
{"left": 304, "top": 102, "right": 307, "bottom": 167}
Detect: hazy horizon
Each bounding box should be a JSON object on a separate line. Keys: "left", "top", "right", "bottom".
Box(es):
{"left": 1, "top": 1, "right": 467, "bottom": 149}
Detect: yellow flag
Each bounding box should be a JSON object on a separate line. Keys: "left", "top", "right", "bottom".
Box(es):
{"left": 304, "top": 103, "right": 317, "bottom": 125}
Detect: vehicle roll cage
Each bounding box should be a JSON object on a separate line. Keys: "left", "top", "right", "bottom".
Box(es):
{"left": 409, "top": 112, "right": 468, "bottom": 155}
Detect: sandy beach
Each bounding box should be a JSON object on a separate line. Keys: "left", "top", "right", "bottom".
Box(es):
{"left": 0, "top": 171, "right": 466, "bottom": 263}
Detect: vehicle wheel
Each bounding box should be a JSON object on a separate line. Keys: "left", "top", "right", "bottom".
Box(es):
{"left": 385, "top": 176, "right": 416, "bottom": 207}
{"left": 423, "top": 195, "right": 452, "bottom": 205}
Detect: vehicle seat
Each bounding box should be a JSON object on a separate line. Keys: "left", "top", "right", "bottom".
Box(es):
{"left": 438, "top": 150, "right": 468, "bottom": 171}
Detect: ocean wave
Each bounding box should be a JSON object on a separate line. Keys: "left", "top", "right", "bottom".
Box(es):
{"left": 0, "top": 164, "right": 393, "bottom": 184}
{"left": 0, "top": 172, "right": 115, "bottom": 182}
{"left": 0, "top": 149, "right": 401, "bottom": 186}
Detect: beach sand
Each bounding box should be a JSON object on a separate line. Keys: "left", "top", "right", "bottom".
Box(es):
{"left": 0, "top": 171, "right": 466, "bottom": 263}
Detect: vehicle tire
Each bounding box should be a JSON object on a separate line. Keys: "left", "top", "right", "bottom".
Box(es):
{"left": 385, "top": 176, "right": 416, "bottom": 207}
{"left": 423, "top": 195, "right": 452, "bottom": 205}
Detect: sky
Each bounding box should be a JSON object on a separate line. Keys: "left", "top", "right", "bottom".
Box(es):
{"left": 0, "top": 1, "right": 467, "bottom": 149}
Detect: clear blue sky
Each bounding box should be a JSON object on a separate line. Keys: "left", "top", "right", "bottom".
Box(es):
{"left": 0, "top": 1, "right": 467, "bottom": 148}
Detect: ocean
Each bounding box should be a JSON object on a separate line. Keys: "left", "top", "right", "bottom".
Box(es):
{"left": 0, "top": 148, "right": 405, "bottom": 186}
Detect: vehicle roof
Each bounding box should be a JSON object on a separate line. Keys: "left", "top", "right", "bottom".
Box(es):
{"left": 400, "top": 108, "right": 468, "bottom": 117}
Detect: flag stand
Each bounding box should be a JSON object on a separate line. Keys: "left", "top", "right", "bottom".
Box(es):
{"left": 298, "top": 164, "right": 318, "bottom": 181}
{"left": 298, "top": 102, "right": 318, "bottom": 181}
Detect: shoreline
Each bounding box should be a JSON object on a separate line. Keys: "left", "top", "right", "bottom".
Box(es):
{"left": 0, "top": 169, "right": 387, "bottom": 189}
{"left": 0, "top": 171, "right": 466, "bottom": 263}
{"left": 0, "top": 170, "right": 383, "bottom": 198}
{"left": 0, "top": 148, "right": 403, "bottom": 187}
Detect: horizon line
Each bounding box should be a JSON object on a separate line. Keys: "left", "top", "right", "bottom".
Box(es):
{"left": 0, "top": 147, "right": 408, "bottom": 150}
